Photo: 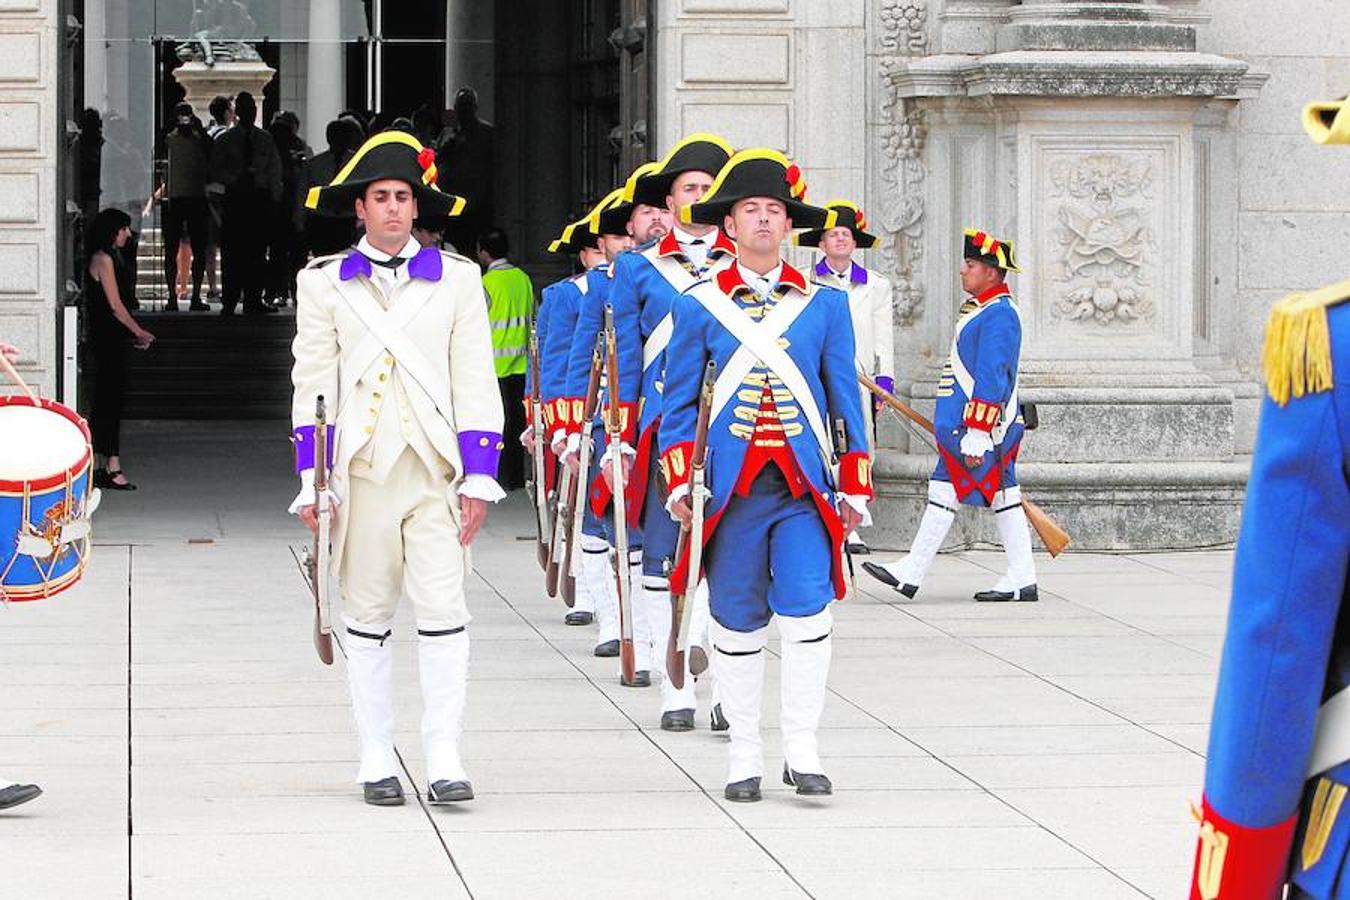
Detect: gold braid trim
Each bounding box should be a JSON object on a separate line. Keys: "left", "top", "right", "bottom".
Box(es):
{"left": 1262, "top": 278, "right": 1348, "bottom": 406}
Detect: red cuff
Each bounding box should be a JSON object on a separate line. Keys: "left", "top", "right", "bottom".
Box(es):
{"left": 602, "top": 402, "right": 638, "bottom": 446}
{"left": 522, "top": 398, "right": 535, "bottom": 425}
{"left": 549, "top": 398, "right": 571, "bottom": 432}
{"left": 837, "top": 451, "right": 874, "bottom": 498}
{"left": 962, "top": 398, "right": 1001, "bottom": 433}
{"left": 660, "top": 441, "right": 695, "bottom": 494}
{"left": 565, "top": 398, "right": 587, "bottom": 435}
{"left": 1190, "top": 795, "right": 1297, "bottom": 900}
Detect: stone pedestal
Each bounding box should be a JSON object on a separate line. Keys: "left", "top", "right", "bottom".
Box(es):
{"left": 173, "top": 60, "right": 276, "bottom": 126}
{"left": 869, "top": 0, "right": 1266, "bottom": 550}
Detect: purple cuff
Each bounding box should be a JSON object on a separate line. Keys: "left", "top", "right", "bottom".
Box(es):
{"left": 874, "top": 375, "right": 895, "bottom": 397}
{"left": 458, "top": 430, "right": 504, "bottom": 478}
{"left": 293, "top": 425, "right": 335, "bottom": 473}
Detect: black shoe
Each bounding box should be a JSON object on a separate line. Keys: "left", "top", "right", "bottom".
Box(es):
{"left": 0, "top": 783, "right": 41, "bottom": 810}
{"left": 188, "top": 300, "right": 209, "bottom": 311}
{"left": 710, "top": 703, "right": 729, "bottom": 732}
{"left": 243, "top": 302, "right": 277, "bottom": 315}
{"left": 164, "top": 300, "right": 180, "bottom": 312}
{"left": 974, "top": 584, "right": 1039, "bottom": 603}
{"left": 219, "top": 305, "right": 236, "bottom": 316}
{"left": 427, "top": 779, "right": 474, "bottom": 804}
{"left": 783, "top": 764, "right": 833, "bottom": 796}
{"left": 362, "top": 776, "right": 405, "bottom": 806}
{"left": 564, "top": 610, "right": 594, "bottom": 626}
{"left": 689, "top": 645, "right": 709, "bottom": 677}
{"left": 93, "top": 468, "right": 137, "bottom": 491}
{"left": 845, "top": 539, "right": 871, "bottom": 555}
{"left": 724, "top": 777, "right": 762, "bottom": 802}
{"left": 594, "top": 639, "right": 619, "bottom": 657}
{"left": 622, "top": 670, "right": 651, "bottom": 688}
{"left": 861, "top": 562, "right": 918, "bottom": 597}
{"left": 661, "top": 709, "right": 695, "bottom": 732}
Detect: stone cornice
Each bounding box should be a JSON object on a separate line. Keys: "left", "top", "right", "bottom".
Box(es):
{"left": 889, "top": 50, "right": 1254, "bottom": 99}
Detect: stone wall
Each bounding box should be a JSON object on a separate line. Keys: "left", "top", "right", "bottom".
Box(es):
{"left": 0, "top": 0, "right": 58, "bottom": 397}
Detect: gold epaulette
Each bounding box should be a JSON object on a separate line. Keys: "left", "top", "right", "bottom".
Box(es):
{"left": 1262, "top": 278, "right": 1348, "bottom": 406}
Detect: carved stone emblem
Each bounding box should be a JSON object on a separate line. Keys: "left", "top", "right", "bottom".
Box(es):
{"left": 1049, "top": 153, "right": 1156, "bottom": 325}
{"left": 875, "top": 1, "right": 930, "bottom": 326}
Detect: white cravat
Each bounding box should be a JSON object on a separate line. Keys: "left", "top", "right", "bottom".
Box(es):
{"left": 740, "top": 261, "right": 783, "bottom": 299}
{"left": 357, "top": 236, "right": 420, "bottom": 292}
{"left": 673, "top": 224, "right": 712, "bottom": 271}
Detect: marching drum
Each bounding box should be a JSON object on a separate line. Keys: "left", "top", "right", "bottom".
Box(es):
{"left": 0, "top": 395, "right": 99, "bottom": 601}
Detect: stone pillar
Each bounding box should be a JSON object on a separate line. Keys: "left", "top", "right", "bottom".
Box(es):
{"left": 446, "top": 0, "right": 495, "bottom": 117}
{"left": 305, "top": 0, "right": 343, "bottom": 150}
{"left": 84, "top": 0, "right": 107, "bottom": 113}
{"left": 937, "top": 0, "right": 1013, "bottom": 54}
{"left": 869, "top": 0, "right": 1267, "bottom": 549}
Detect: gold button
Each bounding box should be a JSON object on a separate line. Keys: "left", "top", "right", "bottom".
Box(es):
{"left": 364, "top": 426, "right": 374, "bottom": 434}
{"left": 372, "top": 392, "right": 382, "bottom": 400}
{"left": 378, "top": 373, "right": 387, "bottom": 382}
{"left": 479, "top": 437, "right": 490, "bottom": 447}
{"left": 495, "top": 441, "right": 505, "bottom": 450}
{"left": 384, "top": 356, "right": 393, "bottom": 365}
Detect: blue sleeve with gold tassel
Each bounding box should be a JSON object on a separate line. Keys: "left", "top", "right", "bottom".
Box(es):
{"left": 1191, "top": 283, "right": 1350, "bottom": 900}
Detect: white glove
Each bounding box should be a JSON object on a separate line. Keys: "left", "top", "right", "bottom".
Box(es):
{"left": 840, "top": 493, "right": 873, "bottom": 528}
{"left": 287, "top": 468, "right": 339, "bottom": 515}
{"left": 563, "top": 431, "right": 582, "bottom": 462}
{"left": 549, "top": 428, "right": 568, "bottom": 456}
{"left": 959, "top": 428, "right": 995, "bottom": 459}
{"left": 599, "top": 440, "right": 637, "bottom": 467}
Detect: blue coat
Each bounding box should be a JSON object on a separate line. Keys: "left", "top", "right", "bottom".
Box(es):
{"left": 1191, "top": 289, "right": 1350, "bottom": 899}
{"left": 658, "top": 262, "right": 872, "bottom": 598}
{"left": 539, "top": 271, "right": 591, "bottom": 433}
{"left": 932, "top": 286, "right": 1025, "bottom": 506}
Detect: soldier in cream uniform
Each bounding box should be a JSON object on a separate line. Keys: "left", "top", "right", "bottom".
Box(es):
{"left": 798, "top": 201, "right": 894, "bottom": 554}
{"left": 289, "top": 132, "right": 505, "bottom": 807}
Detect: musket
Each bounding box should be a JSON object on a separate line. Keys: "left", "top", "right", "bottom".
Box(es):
{"left": 832, "top": 415, "right": 860, "bottom": 602}
{"left": 311, "top": 396, "right": 334, "bottom": 665}
{"left": 562, "top": 332, "right": 606, "bottom": 608}
{"left": 858, "top": 372, "right": 1071, "bottom": 557}
{"left": 527, "top": 332, "right": 550, "bottom": 571}
{"left": 666, "top": 360, "right": 716, "bottom": 690}
{"left": 604, "top": 306, "right": 637, "bottom": 685}
{"left": 544, "top": 458, "right": 572, "bottom": 599}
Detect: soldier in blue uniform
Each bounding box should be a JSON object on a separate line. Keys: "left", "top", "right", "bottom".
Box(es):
{"left": 1187, "top": 95, "right": 1350, "bottom": 900}
{"left": 534, "top": 208, "right": 611, "bottom": 641}
{"left": 863, "top": 229, "right": 1037, "bottom": 603}
{"left": 580, "top": 135, "right": 737, "bottom": 727}
{"left": 661, "top": 149, "right": 872, "bottom": 802}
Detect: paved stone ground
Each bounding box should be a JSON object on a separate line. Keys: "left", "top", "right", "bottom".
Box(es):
{"left": 0, "top": 422, "right": 1227, "bottom": 899}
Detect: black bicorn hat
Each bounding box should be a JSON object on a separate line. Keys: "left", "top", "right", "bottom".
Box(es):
{"left": 600, "top": 162, "right": 670, "bottom": 235}
{"left": 631, "top": 133, "right": 735, "bottom": 208}
{"left": 681, "top": 148, "right": 835, "bottom": 230}
{"left": 304, "top": 131, "right": 466, "bottom": 219}
{"left": 963, "top": 227, "right": 1021, "bottom": 272}
{"left": 794, "top": 200, "right": 878, "bottom": 249}
{"left": 548, "top": 189, "right": 624, "bottom": 255}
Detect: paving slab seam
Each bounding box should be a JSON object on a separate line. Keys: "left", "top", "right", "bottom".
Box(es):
{"left": 857, "top": 578, "right": 1207, "bottom": 760}
{"left": 124, "top": 545, "right": 134, "bottom": 900}
{"left": 472, "top": 569, "right": 817, "bottom": 900}
{"left": 816, "top": 594, "right": 1155, "bottom": 897}
{"left": 330, "top": 633, "right": 477, "bottom": 899}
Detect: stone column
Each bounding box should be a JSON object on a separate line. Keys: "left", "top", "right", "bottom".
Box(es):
{"left": 937, "top": 0, "right": 1013, "bottom": 54}
{"left": 869, "top": 0, "right": 1266, "bottom": 549}
{"left": 446, "top": 0, "right": 495, "bottom": 116}
{"left": 305, "top": 0, "right": 344, "bottom": 150}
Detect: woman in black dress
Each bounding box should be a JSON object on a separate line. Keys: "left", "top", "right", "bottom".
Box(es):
{"left": 86, "top": 208, "right": 155, "bottom": 490}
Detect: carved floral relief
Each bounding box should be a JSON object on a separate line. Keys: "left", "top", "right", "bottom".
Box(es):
{"left": 1049, "top": 153, "right": 1157, "bottom": 325}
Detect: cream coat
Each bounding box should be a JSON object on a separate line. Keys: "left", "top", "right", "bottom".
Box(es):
{"left": 291, "top": 249, "right": 505, "bottom": 570}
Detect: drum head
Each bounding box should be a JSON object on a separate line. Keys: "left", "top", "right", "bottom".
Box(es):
{"left": 0, "top": 404, "right": 88, "bottom": 480}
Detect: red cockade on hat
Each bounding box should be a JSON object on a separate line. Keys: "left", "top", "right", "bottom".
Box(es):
{"left": 417, "top": 147, "right": 438, "bottom": 186}
{"left": 785, "top": 164, "right": 806, "bottom": 199}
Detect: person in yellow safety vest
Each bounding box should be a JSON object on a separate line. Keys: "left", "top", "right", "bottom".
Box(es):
{"left": 478, "top": 226, "right": 535, "bottom": 490}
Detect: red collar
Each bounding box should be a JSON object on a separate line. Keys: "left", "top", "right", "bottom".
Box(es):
{"left": 658, "top": 228, "right": 737, "bottom": 260}
{"left": 716, "top": 261, "right": 809, "bottom": 297}
{"left": 973, "top": 284, "right": 1010, "bottom": 306}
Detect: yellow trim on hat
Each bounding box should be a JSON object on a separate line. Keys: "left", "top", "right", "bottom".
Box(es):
{"left": 1304, "top": 98, "right": 1350, "bottom": 145}
{"left": 656, "top": 132, "right": 735, "bottom": 171}
{"left": 585, "top": 187, "right": 627, "bottom": 228}
{"left": 620, "top": 161, "right": 664, "bottom": 204}
{"left": 681, "top": 147, "right": 791, "bottom": 225}
{"left": 963, "top": 226, "right": 1022, "bottom": 272}
{"left": 304, "top": 130, "right": 445, "bottom": 211}
{"left": 1262, "top": 278, "right": 1347, "bottom": 405}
